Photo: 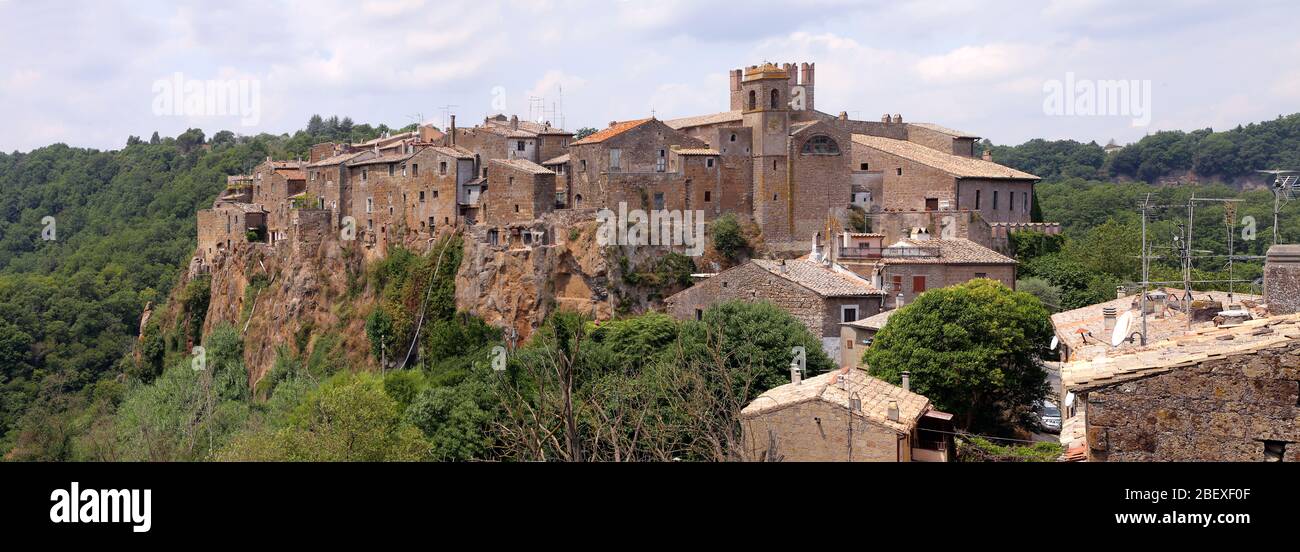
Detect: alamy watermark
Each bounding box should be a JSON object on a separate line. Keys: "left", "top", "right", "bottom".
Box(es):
{"left": 1043, "top": 72, "right": 1151, "bottom": 127}
{"left": 152, "top": 72, "right": 261, "bottom": 126}
{"left": 595, "top": 202, "right": 706, "bottom": 256}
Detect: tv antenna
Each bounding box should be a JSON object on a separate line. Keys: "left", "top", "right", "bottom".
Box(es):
{"left": 1258, "top": 169, "right": 1299, "bottom": 245}
{"left": 438, "top": 104, "right": 458, "bottom": 131}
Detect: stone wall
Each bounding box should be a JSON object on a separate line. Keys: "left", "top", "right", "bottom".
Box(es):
{"left": 956, "top": 178, "right": 1035, "bottom": 224}
{"left": 852, "top": 145, "right": 957, "bottom": 212}
{"left": 1264, "top": 244, "right": 1300, "bottom": 314}
{"left": 741, "top": 400, "right": 909, "bottom": 462}
{"left": 484, "top": 160, "right": 555, "bottom": 226}
{"left": 1083, "top": 340, "right": 1300, "bottom": 461}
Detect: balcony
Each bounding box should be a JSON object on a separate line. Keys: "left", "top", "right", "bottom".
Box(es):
{"left": 839, "top": 246, "right": 884, "bottom": 259}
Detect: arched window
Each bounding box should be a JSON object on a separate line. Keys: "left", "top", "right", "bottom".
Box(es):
{"left": 770, "top": 89, "right": 780, "bottom": 109}
{"left": 801, "top": 135, "right": 841, "bottom": 155}
{"left": 574, "top": 194, "right": 583, "bottom": 208}
{"left": 747, "top": 90, "right": 756, "bottom": 110}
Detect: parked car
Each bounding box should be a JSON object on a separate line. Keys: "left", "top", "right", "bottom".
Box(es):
{"left": 1038, "top": 400, "right": 1062, "bottom": 433}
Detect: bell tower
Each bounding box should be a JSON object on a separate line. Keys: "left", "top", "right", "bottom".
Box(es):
{"left": 741, "top": 63, "right": 793, "bottom": 241}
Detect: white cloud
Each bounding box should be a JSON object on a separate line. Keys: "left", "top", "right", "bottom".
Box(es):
{"left": 915, "top": 43, "right": 1045, "bottom": 84}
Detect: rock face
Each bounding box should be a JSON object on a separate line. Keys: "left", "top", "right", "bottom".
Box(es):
{"left": 456, "top": 219, "right": 612, "bottom": 342}
{"left": 197, "top": 236, "right": 371, "bottom": 389}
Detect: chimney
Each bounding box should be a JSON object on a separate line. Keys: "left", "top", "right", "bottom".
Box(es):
{"left": 838, "top": 111, "right": 848, "bottom": 121}
{"left": 981, "top": 150, "right": 992, "bottom": 161}
{"left": 836, "top": 373, "right": 847, "bottom": 391}
{"left": 450, "top": 115, "right": 457, "bottom": 146}
{"left": 887, "top": 400, "right": 899, "bottom": 423}
{"left": 510, "top": 115, "right": 519, "bottom": 130}
{"left": 882, "top": 113, "right": 891, "bottom": 123}
{"left": 901, "top": 371, "right": 910, "bottom": 392}
{"left": 1117, "top": 285, "right": 1126, "bottom": 300}
{"left": 1264, "top": 244, "right": 1300, "bottom": 314}
{"left": 790, "top": 360, "right": 802, "bottom": 385}
{"left": 609, "top": 120, "right": 618, "bottom": 128}
{"left": 892, "top": 114, "right": 902, "bottom": 124}
{"left": 780, "top": 258, "right": 788, "bottom": 274}
{"left": 1102, "top": 307, "right": 1117, "bottom": 334}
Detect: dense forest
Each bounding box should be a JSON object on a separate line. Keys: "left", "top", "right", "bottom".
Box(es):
{"left": 2, "top": 111, "right": 1299, "bottom": 460}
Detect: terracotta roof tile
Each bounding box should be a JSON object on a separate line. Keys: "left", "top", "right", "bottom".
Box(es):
{"left": 664, "top": 110, "right": 743, "bottom": 130}
{"left": 741, "top": 367, "right": 930, "bottom": 433}
{"left": 489, "top": 158, "right": 555, "bottom": 175}
{"left": 852, "top": 134, "right": 1039, "bottom": 180}
{"left": 880, "top": 238, "right": 1016, "bottom": 265}
{"left": 570, "top": 118, "right": 654, "bottom": 146}
{"left": 752, "top": 259, "right": 884, "bottom": 297}
{"left": 909, "top": 122, "right": 979, "bottom": 138}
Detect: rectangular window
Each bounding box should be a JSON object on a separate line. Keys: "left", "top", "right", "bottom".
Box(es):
{"left": 993, "top": 190, "right": 999, "bottom": 210}
{"left": 439, "top": 161, "right": 447, "bottom": 175}
{"left": 860, "top": 163, "right": 868, "bottom": 170}
{"left": 706, "top": 158, "right": 715, "bottom": 168}
{"left": 656, "top": 155, "right": 666, "bottom": 172}
{"left": 389, "top": 164, "right": 394, "bottom": 176}
{"left": 913, "top": 275, "right": 926, "bottom": 293}
{"left": 1010, "top": 191, "right": 1015, "bottom": 211}
{"left": 842, "top": 306, "right": 859, "bottom": 323}
{"left": 846, "top": 339, "right": 853, "bottom": 350}
{"left": 653, "top": 192, "right": 665, "bottom": 210}
{"left": 366, "top": 197, "right": 373, "bottom": 213}
{"left": 581, "top": 159, "right": 587, "bottom": 172}
{"left": 362, "top": 169, "right": 368, "bottom": 181}
{"left": 975, "top": 189, "right": 981, "bottom": 209}
{"left": 609, "top": 149, "right": 621, "bottom": 171}
{"left": 695, "top": 309, "right": 703, "bottom": 321}
{"left": 896, "top": 168, "right": 903, "bottom": 176}
{"left": 517, "top": 140, "right": 526, "bottom": 151}
{"left": 892, "top": 275, "right": 902, "bottom": 292}
{"left": 704, "top": 191, "right": 711, "bottom": 202}
{"left": 419, "top": 191, "right": 425, "bottom": 202}
{"left": 401, "top": 164, "right": 407, "bottom": 177}
{"left": 432, "top": 190, "right": 438, "bottom": 199}
{"left": 412, "top": 164, "right": 419, "bottom": 176}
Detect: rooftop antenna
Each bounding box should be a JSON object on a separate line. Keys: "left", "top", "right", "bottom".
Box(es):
{"left": 1258, "top": 169, "right": 1299, "bottom": 245}
{"left": 438, "top": 105, "right": 458, "bottom": 132}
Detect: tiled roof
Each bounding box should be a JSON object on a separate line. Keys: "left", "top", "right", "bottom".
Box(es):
{"left": 880, "top": 238, "right": 1016, "bottom": 265}
{"left": 852, "top": 134, "right": 1039, "bottom": 180}
{"left": 306, "top": 151, "right": 367, "bottom": 167}
{"left": 541, "top": 153, "right": 570, "bottom": 165}
{"left": 570, "top": 118, "right": 654, "bottom": 146}
{"left": 276, "top": 169, "right": 306, "bottom": 181}
{"left": 1050, "top": 289, "right": 1261, "bottom": 362}
{"left": 489, "top": 158, "right": 555, "bottom": 175}
{"left": 673, "top": 148, "right": 720, "bottom": 156}
{"left": 480, "top": 116, "right": 571, "bottom": 138}
{"left": 428, "top": 146, "right": 475, "bottom": 159}
{"left": 741, "top": 366, "right": 931, "bottom": 433}
{"left": 1061, "top": 312, "right": 1300, "bottom": 392}
{"left": 752, "top": 259, "right": 885, "bottom": 297}
{"left": 347, "top": 150, "right": 419, "bottom": 167}
{"left": 844, "top": 308, "right": 897, "bottom": 331}
{"left": 664, "top": 110, "right": 743, "bottom": 130}
{"left": 354, "top": 131, "right": 416, "bottom": 148}
{"left": 909, "top": 122, "right": 979, "bottom": 139}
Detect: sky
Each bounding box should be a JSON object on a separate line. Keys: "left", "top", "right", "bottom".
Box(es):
{"left": 1, "top": 0, "right": 1297, "bottom": 153}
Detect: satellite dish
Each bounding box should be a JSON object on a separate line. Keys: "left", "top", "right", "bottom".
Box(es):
{"left": 1111, "top": 310, "right": 1134, "bottom": 347}
{"left": 1049, "top": 335, "right": 1059, "bottom": 351}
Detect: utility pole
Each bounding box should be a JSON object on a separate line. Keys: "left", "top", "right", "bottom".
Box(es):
{"left": 1140, "top": 193, "right": 1150, "bottom": 345}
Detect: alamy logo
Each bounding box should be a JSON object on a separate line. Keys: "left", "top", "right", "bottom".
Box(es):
{"left": 1043, "top": 72, "right": 1151, "bottom": 127}
{"left": 49, "top": 482, "right": 152, "bottom": 533}
{"left": 152, "top": 72, "right": 261, "bottom": 126}
{"left": 595, "top": 202, "right": 706, "bottom": 256}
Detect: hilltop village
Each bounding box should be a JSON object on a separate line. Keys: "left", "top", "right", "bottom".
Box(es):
{"left": 197, "top": 62, "right": 1058, "bottom": 356}
{"left": 187, "top": 63, "right": 1300, "bottom": 463}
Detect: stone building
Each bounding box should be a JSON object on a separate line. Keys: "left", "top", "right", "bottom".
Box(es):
{"left": 249, "top": 158, "right": 306, "bottom": 244}
{"left": 850, "top": 134, "right": 1039, "bottom": 223}
{"left": 837, "top": 309, "right": 896, "bottom": 367}
{"left": 831, "top": 229, "right": 1018, "bottom": 306}
{"left": 445, "top": 114, "right": 573, "bottom": 169}
{"left": 664, "top": 257, "right": 885, "bottom": 358}
{"left": 196, "top": 201, "right": 267, "bottom": 260}
{"left": 483, "top": 158, "right": 556, "bottom": 227}
{"left": 740, "top": 366, "right": 952, "bottom": 462}
{"left": 1060, "top": 313, "right": 1300, "bottom": 461}
{"left": 566, "top": 118, "right": 717, "bottom": 214}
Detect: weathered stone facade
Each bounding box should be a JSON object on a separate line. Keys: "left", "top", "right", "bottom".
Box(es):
{"left": 1080, "top": 339, "right": 1300, "bottom": 462}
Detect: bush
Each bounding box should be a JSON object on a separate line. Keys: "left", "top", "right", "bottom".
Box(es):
{"left": 710, "top": 213, "right": 748, "bottom": 262}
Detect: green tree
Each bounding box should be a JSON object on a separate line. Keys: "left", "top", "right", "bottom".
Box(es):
{"left": 862, "top": 279, "right": 1052, "bottom": 432}
{"left": 709, "top": 213, "right": 749, "bottom": 262}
